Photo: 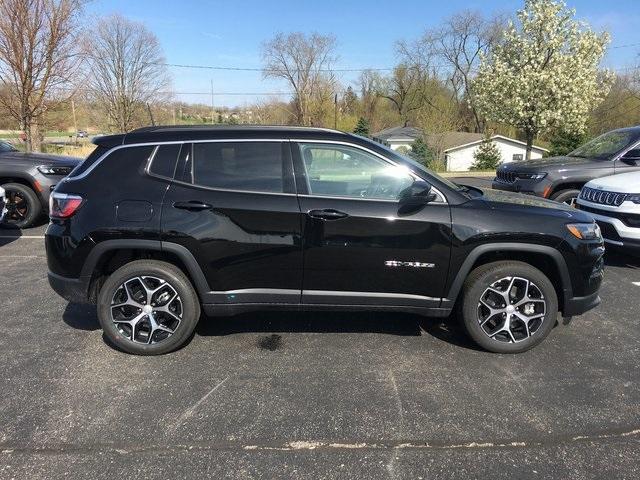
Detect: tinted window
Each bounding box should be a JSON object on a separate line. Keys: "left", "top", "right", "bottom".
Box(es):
{"left": 299, "top": 143, "right": 413, "bottom": 200}
{"left": 68, "top": 145, "right": 109, "bottom": 178}
{"left": 0, "top": 141, "right": 15, "bottom": 153}
{"left": 192, "top": 142, "right": 284, "bottom": 193}
{"left": 149, "top": 144, "right": 180, "bottom": 178}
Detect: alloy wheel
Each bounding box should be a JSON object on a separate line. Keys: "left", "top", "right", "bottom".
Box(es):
{"left": 3, "top": 189, "right": 29, "bottom": 224}
{"left": 110, "top": 276, "right": 183, "bottom": 344}
{"left": 477, "top": 276, "right": 547, "bottom": 343}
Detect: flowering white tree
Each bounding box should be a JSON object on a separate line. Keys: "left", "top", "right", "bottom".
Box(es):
{"left": 473, "top": 0, "right": 614, "bottom": 160}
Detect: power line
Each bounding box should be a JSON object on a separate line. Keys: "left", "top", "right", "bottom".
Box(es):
{"left": 154, "top": 62, "right": 396, "bottom": 73}
{"left": 610, "top": 42, "right": 640, "bottom": 50}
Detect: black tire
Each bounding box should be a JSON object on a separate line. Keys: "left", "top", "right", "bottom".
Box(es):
{"left": 1, "top": 183, "right": 41, "bottom": 229}
{"left": 97, "top": 260, "right": 201, "bottom": 355}
{"left": 551, "top": 188, "right": 581, "bottom": 205}
{"left": 459, "top": 261, "right": 558, "bottom": 354}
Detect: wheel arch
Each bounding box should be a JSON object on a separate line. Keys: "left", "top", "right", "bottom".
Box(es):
{"left": 442, "top": 243, "right": 572, "bottom": 313}
{"left": 82, "top": 240, "right": 210, "bottom": 303}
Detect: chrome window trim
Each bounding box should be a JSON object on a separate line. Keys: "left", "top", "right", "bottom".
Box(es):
{"left": 294, "top": 139, "right": 447, "bottom": 204}
{"left": 65, "top": 137, "right": 447, "bottom": 203}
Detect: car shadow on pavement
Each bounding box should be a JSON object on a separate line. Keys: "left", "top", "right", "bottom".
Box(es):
{"left": 62, "top": 303, "right": 100, "bottom": 331}
{"left": 0, "top": 225, "right": 21, "bottom": 247}
{"left": 196, "top": 311, "right": 482, "bottom": 351}
{"left": 60, "top": 304, "right": 482, "bottom": 351}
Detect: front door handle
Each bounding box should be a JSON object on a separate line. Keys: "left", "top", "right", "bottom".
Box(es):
{"left": 173, "top": 201, "right": 213, "bottom": 211}
{"left": 307, "top": 209, "right": 349, "bottom": 220}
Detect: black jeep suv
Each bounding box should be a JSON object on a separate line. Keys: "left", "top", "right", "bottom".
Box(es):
{"left": 0, "top": 140, "right": 80, "bottom": 228}
{"left": 493, "top": 127, "right": 640, "bottom": 205}
{"left": 46, "top": 126, "right": 605, "bottom": 355}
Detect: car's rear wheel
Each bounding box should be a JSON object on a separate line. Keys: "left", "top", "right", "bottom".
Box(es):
{"left": 459, "top": 261, "right": 558, "bottom": 353}
{"left": 97, "top": 260, "right": 200, "bottom": 355}
{"left": 0, "top": 183, "right": 41, "bottom": 228}
{"left": 551, "top": 188, "right": 581, "bottom": 206}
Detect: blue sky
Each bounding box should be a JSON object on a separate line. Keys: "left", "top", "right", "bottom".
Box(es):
{"left": 86, "top": 0, "right": 640, "bottom": 107}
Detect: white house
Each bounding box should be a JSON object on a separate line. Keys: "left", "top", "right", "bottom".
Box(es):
{"left": 431, "top": 132, "right": 548, "bottom": 172}
{"left": 373, "top": 127, "right": 548, "bottom": 172}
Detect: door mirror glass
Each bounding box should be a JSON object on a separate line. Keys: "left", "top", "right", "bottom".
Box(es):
{"left": 621, "top": 148, "right": 640, "bottom": 164}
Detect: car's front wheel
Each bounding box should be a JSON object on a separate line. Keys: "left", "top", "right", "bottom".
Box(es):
{"left": 459, "top": 261, "right": 558, "bottom": 353}
{"left": 97, "top": 260, "right": 201, "bottom": 355}
{"left": 551, "top": 188, "right": 581, "bottom": 206}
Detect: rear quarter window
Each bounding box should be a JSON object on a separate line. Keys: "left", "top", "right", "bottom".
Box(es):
{"left": 148, "top": 144, "right": 181, "bottom": 179}
{"left": 68, "top": 145, "right": 110, "bottom": 178}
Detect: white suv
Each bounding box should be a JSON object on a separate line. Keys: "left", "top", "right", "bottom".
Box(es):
{"left": 576, "top": 171, "right": 640, "bottom": 253}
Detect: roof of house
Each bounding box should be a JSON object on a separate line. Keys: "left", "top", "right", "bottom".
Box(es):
{"left": 372, "top": 126, "right": 423, "bottom": 142}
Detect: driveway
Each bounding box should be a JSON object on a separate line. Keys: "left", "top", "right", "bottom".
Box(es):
{"left": 0, "top": 198, "right": 639, "bottom": 479}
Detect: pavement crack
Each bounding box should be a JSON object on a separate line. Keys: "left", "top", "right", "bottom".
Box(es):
{"left": 2, "top": 427, "right": 639, "bottom": 456}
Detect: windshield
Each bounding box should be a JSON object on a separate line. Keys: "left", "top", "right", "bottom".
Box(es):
{"left": 568, "top": 130, "right": 636, "bottom": 160}
{"left": 376, "top": 142, "right": 466, "bottom": 192}
{"left": 0, "top": 141, "right": 16, "bottom": 153}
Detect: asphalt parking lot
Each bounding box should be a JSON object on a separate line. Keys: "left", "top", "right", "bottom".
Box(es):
{"left": 1, "top": 180, "right": 639, "bottom": 479}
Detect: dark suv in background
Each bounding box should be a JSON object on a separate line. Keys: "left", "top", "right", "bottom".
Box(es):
{"left": 493, "top": 127, "right": 640, "bottom": 204}
{"left": 0, "top": 140, "right": 80, "bottom": 228}
{"left": 46, "top": 126, "right": 604, "bottom": 355}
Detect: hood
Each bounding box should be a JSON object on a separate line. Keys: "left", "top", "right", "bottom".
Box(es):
{"left": 585, "top": 171, "right": 640, "bottom": 193}
{"left": 0, "top": 151, "right": 80, "bottom": 166}
{"left": 500, "top": 155, "right": 607, "bottom": 172}
{"left": 477, "top": 187, "right": 593, "bottom": 222}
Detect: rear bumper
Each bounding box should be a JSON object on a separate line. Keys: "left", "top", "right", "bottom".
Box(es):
{"left": 48, "top": 271, "right": 90, "bottom": 304}
{"left": 564, "top": 291, "right": 601, "bottom": 317}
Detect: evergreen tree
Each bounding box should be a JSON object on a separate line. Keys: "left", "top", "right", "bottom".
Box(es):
{"left": 471, "top": 135, "right": 502, "bottom": 170}
{"left": 409, "top": 137, "right": 436, "bottom": 168}
{"left": 548, "top": 130, "right": 589, "bottom": 157}
{"left": 353, "top": 117, "right": 370, "bottom": 136}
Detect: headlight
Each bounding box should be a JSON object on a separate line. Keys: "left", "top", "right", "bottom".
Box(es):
{"left": 516, "top": 172, "right": 547, "bottom": 181}
{"left": 627, "top": 194, "right": 640, "bottom": 204}
{"left": 566, "top": 223, "right": 602, "bottom": 240}
{"left": 37, "top": 165, "right": 73, "bottom": 176}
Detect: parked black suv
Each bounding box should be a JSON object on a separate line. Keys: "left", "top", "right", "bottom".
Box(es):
{"left": 0, "top": 140, "right": 80, "bottom": 228}
{"left": 493, "top": 127, "right": 640, "bottom": 205}
{"left": 46, "top": 126, "right": 605, "bottom": 355}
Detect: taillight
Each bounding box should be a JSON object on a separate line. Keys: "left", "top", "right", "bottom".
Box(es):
{"left": 49, "top": 192, "right": 84, "bottom": 218}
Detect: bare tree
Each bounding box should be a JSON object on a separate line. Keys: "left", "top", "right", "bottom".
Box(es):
{"left": 86, "top": 14, "right": 170, "bottom": 132}
{"left": 0, "top": 0, "right": 83, "bottom": 151}
{"left": 399, "top": 10, "right": 505, "bottom": 132}
{"left": 262, "top": 32, "right": 337, "bottom": 126}
{"left": 381, "top": 64, "right": 428, "bottom": 126}
{"left": 357, "top": 69, "right": 383, "bottom": 125}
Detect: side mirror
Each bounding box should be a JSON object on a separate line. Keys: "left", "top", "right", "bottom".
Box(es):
{"left": 621, "top": 148, "right": 640, "bottom": 164}
{"left": 398, "top": 180, "right": 437, "bottom": 213}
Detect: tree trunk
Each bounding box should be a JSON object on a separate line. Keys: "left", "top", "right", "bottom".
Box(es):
{"left": 24, "top": 121, "right": 42, "bottom": 153}
{"left": 525, "top": 131, "right": 534, "bottom": 161}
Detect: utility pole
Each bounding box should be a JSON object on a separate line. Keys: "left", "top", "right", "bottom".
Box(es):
{"left": 334, "top": 93, "right": 338, "bottom": 130}
{"left": 71, "top": 99, "right": 78, "bottom": 144}
{"left": 211, "top": 79, "right": 215, "bottom": 124}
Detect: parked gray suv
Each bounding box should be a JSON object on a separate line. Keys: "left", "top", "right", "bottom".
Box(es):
{"left": 493, "top": 127, "right": 640, "bottom": 205}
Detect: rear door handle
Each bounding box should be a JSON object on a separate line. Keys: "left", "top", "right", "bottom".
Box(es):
{"left": 307, "top": 209, "right": 349, "bottom": 220}
{"left": 173, "top": 201, "right": 213, "bottom": 211}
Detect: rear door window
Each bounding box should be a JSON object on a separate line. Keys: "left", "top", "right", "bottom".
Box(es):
{"left": 190, "top": 141, "right": 286, "bottom": 193}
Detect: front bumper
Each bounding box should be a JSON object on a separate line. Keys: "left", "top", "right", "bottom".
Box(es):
{"left": 576, "top": 204, "right": 640, "bottom": 252}
{"left": 492, "top": 177, "right": 550, "bottom": 197}
{"left": 48, "top": 271, "right": 90, "bottom": 304}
